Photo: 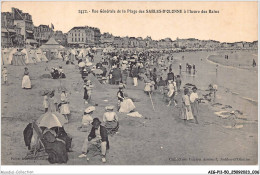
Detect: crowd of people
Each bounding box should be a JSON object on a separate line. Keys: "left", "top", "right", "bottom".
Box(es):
{"left": 16, "top": 47, "right": 207, "bottom": 164}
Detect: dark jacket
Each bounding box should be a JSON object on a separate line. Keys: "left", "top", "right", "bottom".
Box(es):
{"left": 23, "top": 123, "right": 33, "bottom": 150}
{"left": 88, "top": 125, "right": 109, "bottom": 149}
{"left": 167, "top": 72, "right": 174, "bottom": 81}
{"left": 43, "top": 131, "right": 68, "bottom": 164}
{"left": 132, "top": 66, "right": 139, "bottom": 77}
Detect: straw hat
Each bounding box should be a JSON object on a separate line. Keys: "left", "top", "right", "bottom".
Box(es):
{"left": 119, "top": 83, "right": 124, "bottom": 89}
{"left": 122, "top": 60, "right": 128, "bottom": 64}
{"left": 85, "top": 106, "right": 95, "bottom": 114}
{"left": 105, "top": 105, "right": 114, "bottom": 111}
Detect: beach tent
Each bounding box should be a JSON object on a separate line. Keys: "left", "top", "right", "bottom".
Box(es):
{"left": 21, "top": 48, "right": 35, "bottom": 64}
{"left": 11, "top": 51, "right": 26, "bottom": 66}
{"left": 35, "top": 48, "right": 48, "bottom": 62}
{"left": 78, "top": 49, "right": 88, "bottom": 58}
{"left": 27, "top": 49, "right": 40, "bottom": 62}
{"left": 1, "top": 48, "right": 11, "bottom": 65}
{"left": 40, "top": 37, "right": 65, "bottom": 50}
{"left": 57, "top": 51, "right": 62, "bottom": 59}
{"left": 7, "top": 48, "right": 18, "bottom": 64}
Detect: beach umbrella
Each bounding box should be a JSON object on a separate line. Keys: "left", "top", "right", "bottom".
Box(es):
{"left": 79, "top": 62, "right": 86, "bottom": 68}
{"left": 92, "top": 69, "right": 103, "bottom": 74}
{"left": 86, "top": 62, "right": 93, "bottom": 66}
{"left": 37, "top": 112, "right": 68, "bottom": 129}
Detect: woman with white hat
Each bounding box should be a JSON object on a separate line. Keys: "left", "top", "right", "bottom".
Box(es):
{"left": 103, "top": 106, "right": 119, "bottom": 135}
{"left": 78, "top": 106, "right": 95, "bottom": 132}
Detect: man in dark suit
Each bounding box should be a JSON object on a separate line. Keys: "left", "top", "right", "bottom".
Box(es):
{"left": 78, "top": 118, "right": 109, "bottom": 163}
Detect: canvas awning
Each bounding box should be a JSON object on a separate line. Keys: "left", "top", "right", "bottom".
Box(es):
{"left": 26, "top": 30, "right": 33, "bottom": 33}
{"left": 1, "top": 28, "right": 16, "bottom": 33}
{"left": 26, "top": 39, "right": 38, "bottom": 44}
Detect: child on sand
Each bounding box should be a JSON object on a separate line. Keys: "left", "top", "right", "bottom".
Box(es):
{"left": 2, "top": 66, "right": 8, "bottom": 85}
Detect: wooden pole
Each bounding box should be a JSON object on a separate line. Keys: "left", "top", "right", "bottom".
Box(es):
{"left": 149, "top": 91, "right": 155, "bottom": 111}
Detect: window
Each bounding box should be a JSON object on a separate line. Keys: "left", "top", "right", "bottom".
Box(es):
{"left": 72, "top": 38, "right": 73, "bottom": 42}
{"left": 82, "top": 38, "right": 84, "bottom": 41}
{"left": 75, "top": 38, "right": 77, "bottom": 42}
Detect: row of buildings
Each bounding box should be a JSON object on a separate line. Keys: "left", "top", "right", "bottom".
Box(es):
{"left": 1, "top": 7, "right": 258, "bottom": 50}
{"left": 1, "top": 8, "right": 67, "bottom": 47}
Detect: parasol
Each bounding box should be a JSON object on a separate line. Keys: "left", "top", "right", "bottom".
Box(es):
{"left": 92, "top": 69, "right": 103, "bottom": 74}
{"left": 79, "top": 62, "right": 86, "bottom": 68}
{"left": 86, "top": 62, "right": 93, "bottom": 66}
{"left": 37, "top": 112, "right": 68, "bottom": 129}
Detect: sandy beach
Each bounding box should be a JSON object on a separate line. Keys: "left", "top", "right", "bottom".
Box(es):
{"left": 1, "top": 50, "right": 258, "bottom": 165}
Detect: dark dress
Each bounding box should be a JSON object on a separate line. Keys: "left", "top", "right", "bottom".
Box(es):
{"left": 83, "top": 86, "right": 89, "bottom": 100}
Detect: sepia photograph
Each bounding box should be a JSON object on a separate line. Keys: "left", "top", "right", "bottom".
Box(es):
{"left": 0, "top": 1, "right": 258, "bottom": 172}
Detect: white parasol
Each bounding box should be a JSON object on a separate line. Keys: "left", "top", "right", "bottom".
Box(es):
{"left": 79, "top": 62, "right": 86, "bottom": 68}
{"left": 37, "top": 112, "right": 68, "bottom": 129}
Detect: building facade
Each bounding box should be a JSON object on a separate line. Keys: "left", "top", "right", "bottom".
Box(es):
{"left": 1, "top": 12, "right": 16, "bottom": 47}
{"left": 53, "top": 30, "right": 67, "bottom": 46}
{"left": 67, "top": 26, "right": 101, "bottom": 47}
{"left": 12, "top": 8, "right": 34, "bottom": 42}
{"left": 100, "top": 32, "right": 114, "bottom": 47}
{"left": 34, "top": 25, "right": 53, "bottom": 45}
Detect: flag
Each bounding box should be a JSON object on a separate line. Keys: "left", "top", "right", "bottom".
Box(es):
{"left": 51, "top": 23, "right": 54, "bottom": 30}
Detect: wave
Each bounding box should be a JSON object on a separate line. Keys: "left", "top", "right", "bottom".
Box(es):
{"left": 241, "top": 96, "right": 258, "bottom": 105}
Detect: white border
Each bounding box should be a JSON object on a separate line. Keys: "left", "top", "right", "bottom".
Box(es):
{"left": 0, "top": 0, "right": 259, "bottom": 174}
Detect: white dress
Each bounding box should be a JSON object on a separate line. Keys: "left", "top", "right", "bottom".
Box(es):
{"left": 22, "top": 74, "right": 31, "bottom": 89}
{"left": 60, "top": 93, "right": 70, "bottom": 115}
{"left": 119, "top": 99, "right": 136, "bottom": 113}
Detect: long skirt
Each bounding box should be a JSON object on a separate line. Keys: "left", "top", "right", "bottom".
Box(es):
{"left": 60, "top": 103, "right": 70, "bottom": 115}
{"left": 22, "top": 75, "right": 31, "bottom": 89}
{"left": 144, "top": 84, "right": 151, "bottom": 92}
{"left": 119, "top": 99, "right": 136, "bottom": 113}
{"left": 190, "top": 102, "right": 198, "bottom": 117}
{"left": 122, "top": 75, "right": 127, "bottom": 84}
{"left": 181, "top": 104, "right": 194, "bottom": 120}
{"left": 83, "top": 90, "right": 89, "bottom": 100}
{"left": 105, "top": 121, "right": 119, "bottom": 133}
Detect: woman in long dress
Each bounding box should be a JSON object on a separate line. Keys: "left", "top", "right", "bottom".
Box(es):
{"left": 190, "top": 86, "right": 199, "bottom": 124}
{"left": 167, "top": 80, "right": 177, "bottom": 106}
{"left": 59, "top": 90, "right": 71, "bottom": 121}
{"left": 181, "top": 88, "right": 194, "bottom": 121}
{"left": 103, "top": 106, "right": 119, "bottom": 134}
{"left": 83, "top": 80, "right": 93, "bottom": 104}
{"left": 22, "top": 67, "right": 31, "bottom": 89}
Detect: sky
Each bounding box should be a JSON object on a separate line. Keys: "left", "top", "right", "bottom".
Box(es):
{"left": 1, "top": 1, "right": 258, "bottom": 42}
